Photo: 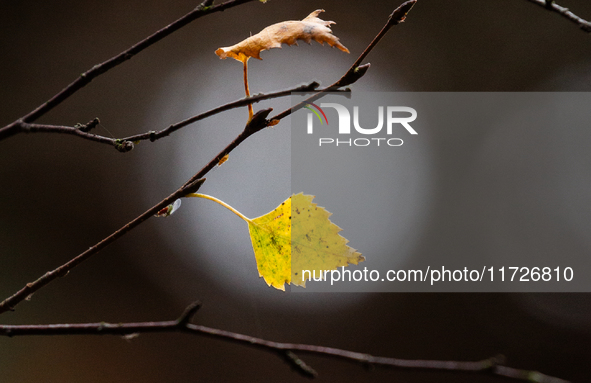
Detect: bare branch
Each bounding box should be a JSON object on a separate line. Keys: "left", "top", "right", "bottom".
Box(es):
{"left": 0, "top": 0, "right": 416, "bottom": 315}
{"left": 0, "top": 0, "right": 260, "bottom": 141}
{"left": 0, "top": 302, "right": 569, "bottom": 383}
{"left": 525, "top": 0, "right": 591, "bottom": 32}
{"left": 0, "top": 107, "right": 274, "bottom": 316}
{"left": 120, "top": 82, "right": 320, "bottom": 143}
{"left": 2, "top": 82, "right": 320, "bottom": 150}
{"left": 0, "top": 107, "right": 272, "bottom": 315}
{"left": 176, "top": 301, "right": 202, "bottom": 326}
{"left": 0, "top": 179, "right": 206, "bottom": 314}
{"left": 0, "top": 2, "right": 572, "bottom": 381}
{"left": 182, "top": 107, "right": 273, "bottom": 187}
{"left": 17, "top": 123, "right": 120, "bottom": 147}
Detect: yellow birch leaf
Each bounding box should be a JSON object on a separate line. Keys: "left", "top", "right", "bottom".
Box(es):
{"left": 215, "top": 10, "right": 349, "bottom": 63}
{"left": 248, "top": 193, "right": 363, "bottom": 290}
{"left": 187, "top": 193, "right": 362, "bottom": 291}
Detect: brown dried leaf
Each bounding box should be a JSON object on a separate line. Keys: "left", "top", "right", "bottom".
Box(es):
{"left": 215, "top": 10, "right": 349, "bottom": 63}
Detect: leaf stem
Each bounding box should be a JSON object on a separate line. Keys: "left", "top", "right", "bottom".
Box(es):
{"left": 188, "top": 193, "right": 250, "bottom": 222}
{"left": 243, "top": 59, "right": 254, "bottom": 120}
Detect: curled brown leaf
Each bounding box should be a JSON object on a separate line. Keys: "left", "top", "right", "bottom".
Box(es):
{"left": 215, "top": 10, "right": 349, "bottom": 62}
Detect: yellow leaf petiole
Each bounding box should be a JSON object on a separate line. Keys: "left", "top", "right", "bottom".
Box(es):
{"left": 243, "top": 59, "right": 254, "bottom": 121}
{"left": 186, "top": 193, "right": 250, "bottom": 222}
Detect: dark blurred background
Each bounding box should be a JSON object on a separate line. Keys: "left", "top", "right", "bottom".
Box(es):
{"left": 2, "top": 0, "right": 591, "bottom": 381}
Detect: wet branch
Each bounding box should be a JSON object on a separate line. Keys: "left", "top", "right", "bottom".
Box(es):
{"left": 0, "top": 302, "right": 569, "bottom": 383}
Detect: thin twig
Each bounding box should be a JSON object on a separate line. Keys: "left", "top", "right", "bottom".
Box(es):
{"left": 0, "top": 0, "right": 415, "bottom": 314}
{"left": 2, "top": 83, "right": 320, "bottom": 150}
{"left": 0, "top": 108, "right": 272, "bottom": 315}
{"left": 0, "top": 302, "right": 569, "bottom": 383}
{"left": 0, "top": 178, "right": 206, "bottom": 315}
{"left": 121, "top": 82, "right": 320, "bottom": 143}
{"left": 342, "top": 0, "right": 417, "bottom": 83}
{"left": 17, "top": 123, "right": 120, "bottom": 147}
{"left": 525, "top": 0, "right": 591, "bottom": 32}
{"left": 181, "top": 107, "right": 272, "bottom": 187}
{"left": 0, "top": 0, "right": 260, "bottom": 142}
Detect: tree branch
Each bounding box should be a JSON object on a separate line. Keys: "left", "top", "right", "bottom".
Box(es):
{"left": 16, "top": 123, "right": 122, "bottom": 149}
{"left": 183, "top": 1, "right": 417, "bottom": 186}
{"left": 0, "top": 302, "right": 569, "bottom": 383}
{"left": 525, "top": 0, "right": 591, "bottom": 32}
{"left": 0, "top": 105, "right": 271, "bottom": 315}
{"left": 0, "top": 0, "right": 260, "bottom": 142}
{"left": 0, "top": 3, "right": 572, "bottom": 381}
{"left": 0, "top": 106, "right": 274, "bottom": 315}
{"left": 120, "top": 82, "right": 321, "bottom": 143}
{"left": 0, "top": 1, "right": 416, "bottom": 315}
{"left": 3, "top": 82, "right": 321, "bottom": 150}
{"left": 0, "top": 178, "right": 206, "bottom": 314}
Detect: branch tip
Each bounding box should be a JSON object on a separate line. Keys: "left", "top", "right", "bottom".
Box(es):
{"left": 177, "top": 301, "right": 202, "bottom": 326}
{"left": 390, "top": 0, "right": 418, "bottom": 25}
{"left": 307, "top": 81, "right": 320, "bottom": 90}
